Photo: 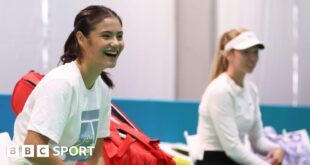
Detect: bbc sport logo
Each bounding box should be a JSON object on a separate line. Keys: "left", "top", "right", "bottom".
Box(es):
{"left": 7, "top": 145, "right": 95, "bottom": 158}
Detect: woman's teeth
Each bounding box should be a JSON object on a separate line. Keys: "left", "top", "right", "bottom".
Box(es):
{"left": 248, "top": 63, "right": 254, "bottom": 67}
{"left": 105, "top": 51, "right": 118, "bottom": 57}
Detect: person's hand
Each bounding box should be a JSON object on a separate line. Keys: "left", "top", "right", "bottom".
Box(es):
{"left": 266, "top": 148, "right": 285, "bottom": 165}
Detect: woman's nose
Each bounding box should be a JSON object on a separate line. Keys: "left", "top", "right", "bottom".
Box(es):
{"left": 110, "top": 37, "right": 121, "bottom": 46}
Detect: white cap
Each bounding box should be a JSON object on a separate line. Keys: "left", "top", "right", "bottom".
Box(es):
{"left": 224, "top": 31, "right": 265, "bottom": 51}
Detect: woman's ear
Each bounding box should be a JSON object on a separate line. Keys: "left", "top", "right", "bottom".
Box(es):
{"left": 224, "top": 50, "right": 234, "bottom": 61}
{"left": 76, "top": 31, "right": 87, "bottom": 48}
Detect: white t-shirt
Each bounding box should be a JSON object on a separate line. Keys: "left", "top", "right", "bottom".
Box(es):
{"left": 196, "top": 73, "right": 279, "bottom": 165}
{"left": 11, "top": 61, "right": 111, "bottom": 164}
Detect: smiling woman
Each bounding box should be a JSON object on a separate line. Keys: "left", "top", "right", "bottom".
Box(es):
{"left": 195, "top": 28, "right": 285, "bottom": 165}
{"left": 10, "top": 5, "right": 124, "bottom": 165}
{"left": 60, "top": 5, "right": 124, "bottom": 89}
{"left": 76, "top": 17, "right": 124, "bottom": 71}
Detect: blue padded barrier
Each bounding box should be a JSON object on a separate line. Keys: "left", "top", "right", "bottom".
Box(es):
{"left": 113, "top": 99, "right": 310, "bottom": 143}
{"left": 260, "top": 105, "right": 310, "bottom": 134}
{"left": 113, "top": 99, "right": 199, "bottom": 143}
{"left": 1, "top": 94, "right": 310, "bottom": 143}
{"left": 0, "top": 94, "right": 15, "bottom": 138}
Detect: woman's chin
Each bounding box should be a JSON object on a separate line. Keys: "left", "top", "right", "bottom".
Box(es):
{"left": 103, "top": 62, "right": 117, "bottom": 69}
{"left": 247, "top": 68, "right": 255, "bottom": 74}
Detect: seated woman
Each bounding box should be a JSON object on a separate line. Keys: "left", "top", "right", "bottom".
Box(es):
{"left": 196, "top": 28, "right": 285, "bottom": 165}
{"left": 10, "top": 5, "right": 124, "bottom": 165}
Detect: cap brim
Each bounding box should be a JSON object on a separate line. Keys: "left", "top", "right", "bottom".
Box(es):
{"left": 233, "top": 38, "right": 265, "bottom": 50}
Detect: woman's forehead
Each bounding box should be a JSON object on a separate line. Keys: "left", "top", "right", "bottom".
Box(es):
{"left": 94, "top": 17, "right": 122, "bottom": 32}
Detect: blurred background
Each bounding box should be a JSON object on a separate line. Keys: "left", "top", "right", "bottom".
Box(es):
{"left": 1, "top": 0, "right": 309, "bottom": 106}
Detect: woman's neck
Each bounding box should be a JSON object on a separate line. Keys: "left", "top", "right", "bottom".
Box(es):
{"left": 226, "top": 68, "right": 245, "bottom": 87}
{"left": 75, "top": 60, "right": 102, "bottom": 89}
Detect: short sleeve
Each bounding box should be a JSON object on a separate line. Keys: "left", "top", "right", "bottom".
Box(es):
{"left": 27, "top": 79, "right": 73, "bottom": 144}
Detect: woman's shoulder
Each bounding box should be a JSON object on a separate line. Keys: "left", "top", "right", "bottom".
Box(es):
{"left": 202, "top": 73, "right": 243, "bottom": 104}
{"left": 245, "top": 80, "right": 259, "bottom": 96}
{"left": 207, "top": 73, "right": 232, "bottom": 93}
{"left": 41, "top": 62, "right": 80, "bottom": 85}
{"left": 96, "top": 77, "right": 112, "bottom": 96}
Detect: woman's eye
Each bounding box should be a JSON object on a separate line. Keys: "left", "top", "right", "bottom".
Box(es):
{"left": 242, "top": 50, "right": 259, "bottom": 56}
{"left": 101, "top": 34, "right": 111, "bottom": 39}
{"left": 117, "top": 34, "right": 123, "bottom": 40}
{"left": 241, "top": 50, "right": 249, "bottom": 54}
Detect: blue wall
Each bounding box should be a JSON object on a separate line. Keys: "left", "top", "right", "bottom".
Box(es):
{"left": 0, "top": 94, "right": 15, "bottom": 137}
{"left": 113, "top": 99, "right": 310, "bottom": 143}
{"left": 113, "top": 99, "right": 199, "bottom": 143}
{"left": 1, "top": 94, "right": 310, "bottom": 143}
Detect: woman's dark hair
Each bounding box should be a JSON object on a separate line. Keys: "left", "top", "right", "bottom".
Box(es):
{"left": 60, "top": 5, "right": 122, "bottom": 88}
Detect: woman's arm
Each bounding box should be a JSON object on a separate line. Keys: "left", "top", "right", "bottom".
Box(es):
{"left": 248, "top": 83, "right": 284, "bottom": 165}
{"left": 248, "top": 108, "right": 284, "bottom": 164}
{"left": 85, "top": 138, "right": 104, "bottom": 165}
{"left": 267, "top": 148, "right": 285, "bottom": 165}
{"left": 24, "top": 130, "right": 66, "bottom": 165}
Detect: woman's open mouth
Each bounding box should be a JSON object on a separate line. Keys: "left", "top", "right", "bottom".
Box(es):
{"left": 104, "top": 50, "right": 118, "bottom": 57}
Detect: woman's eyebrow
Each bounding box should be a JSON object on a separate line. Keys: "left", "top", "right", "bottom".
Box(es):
{"left": 99, "top": 31, "right": 123, "bottom": 35}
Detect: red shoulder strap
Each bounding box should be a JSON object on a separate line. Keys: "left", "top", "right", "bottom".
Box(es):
{"left": 23, "top": 70, "right": 44, "bottom": 85}
{"left": 111, "top": 116, "right": 156, "bottom": 151}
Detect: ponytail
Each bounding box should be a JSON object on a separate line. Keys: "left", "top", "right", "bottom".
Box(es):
{"left": 60, "top": 31, "right": 80, "bottom": 64}
{"left": 208, "top": 50, "right": 228, "bottom": 84}
{"left": 101, "top": 72, "right": 114, "bottom": 88}
{"left": 208, "top": 28, "right": 248, "bottom": 84}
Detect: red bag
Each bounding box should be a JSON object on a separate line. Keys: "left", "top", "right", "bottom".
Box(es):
{"left": 103, "top": 104, "right": 176, "bottom": 165}
{"left": 11, "top": 70, "right": 44, "bottom": 116}
{"left": 11, "top": 70, "right": 176, "bottom": 165}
